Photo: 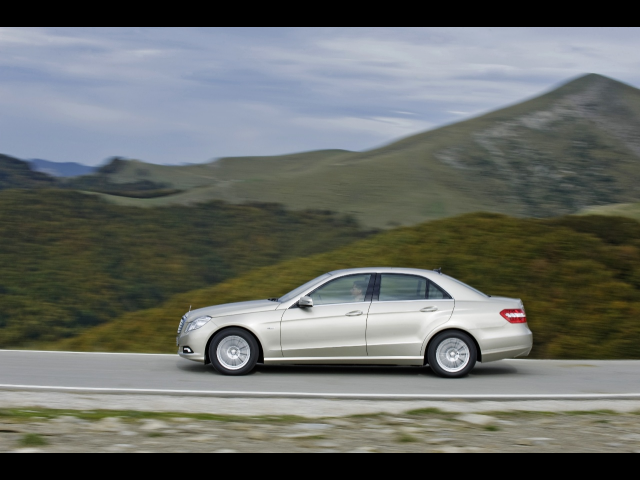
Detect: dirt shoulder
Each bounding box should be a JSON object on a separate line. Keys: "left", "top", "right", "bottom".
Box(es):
{"left": 1, "top": 407, "right": 640, "bottom": 453}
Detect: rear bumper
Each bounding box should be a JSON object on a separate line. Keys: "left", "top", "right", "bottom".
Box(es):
{"left": 481, "top": 344, "right": 532, "bottom": 363}
{"left": 474, "top": 324, "right": 533, "bottom": 363}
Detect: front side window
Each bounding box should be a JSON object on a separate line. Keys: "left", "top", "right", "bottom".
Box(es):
{"left": 309, "top": 274, "right": 372, "bottom": 306}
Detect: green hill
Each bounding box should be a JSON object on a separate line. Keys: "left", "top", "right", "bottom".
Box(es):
{"left": 0, "top": 154, "right": 56, "bottom": 190}
{"left": 70, "top": 74, "right": 640, "bottom": 228}
{"left": 580, "top": 202, "right": 640, "bottom": 222}
{"left": 0, "top": 189, "right": 369, "bottom": 347}
{"left": 53, "top": 214, "right": 640, "bottom": 360}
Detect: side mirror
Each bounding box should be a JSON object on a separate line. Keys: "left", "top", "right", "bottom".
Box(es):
{"left": 298, "top": 296, "right": 314, "bottom": 308}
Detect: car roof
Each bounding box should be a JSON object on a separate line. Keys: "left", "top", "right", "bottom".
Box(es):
{"left": 329, "top": 267, "right": 442, "bottom": 278}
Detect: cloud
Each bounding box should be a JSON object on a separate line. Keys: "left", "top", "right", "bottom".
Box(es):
{"left": 0, "top": 27, "right": 96, "bottom": 47}
{"left": 297, "top": 115, "right": 434, "bottom": 140}
{"left": 1, "top": 27, "right": 640, "bottom": 165}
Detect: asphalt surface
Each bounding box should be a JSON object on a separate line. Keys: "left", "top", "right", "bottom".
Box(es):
{"left": 0, "top": 350, "right": 639, "bottom": 399}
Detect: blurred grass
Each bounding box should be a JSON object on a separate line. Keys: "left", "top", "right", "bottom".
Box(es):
{"left": 19, "top": 434, "right": 48, "bottom": 447}
{"left": 51, "top": 213, "right": 640, "bottom": 360}
{"left": 0, "top": 409, "right": 322, "bottom": 424}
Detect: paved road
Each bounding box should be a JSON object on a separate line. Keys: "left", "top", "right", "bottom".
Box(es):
{"left": 1, "top": 350, "right": 639, "bottom": 399}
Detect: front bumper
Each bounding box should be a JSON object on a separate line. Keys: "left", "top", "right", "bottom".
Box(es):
{"left": 177, "top": 327, "right": 211, "bottom": 363}
{"left": 178, "top": 348, "right": 206, "bottom": 363}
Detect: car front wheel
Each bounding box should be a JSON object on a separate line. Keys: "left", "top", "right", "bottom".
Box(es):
{"left": 428, "top": 331, "right": 477, "bottom": 378}
{"left": 209, "top": 328, "right": 259, "bottom": 376}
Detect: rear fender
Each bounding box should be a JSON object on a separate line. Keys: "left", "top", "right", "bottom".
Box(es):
{"left": 421, "top": 326, "right": 483, "bottom": 364}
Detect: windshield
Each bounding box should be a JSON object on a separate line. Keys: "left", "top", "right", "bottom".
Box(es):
{"left": 278, "top": 274, "right": 332, "bottom": 302}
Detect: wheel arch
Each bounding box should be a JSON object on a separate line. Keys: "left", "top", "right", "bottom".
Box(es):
{"left": 423, "top": 328, "right": 482, "bottom": 365}
{"left": 204, "top": 325, "right": 265, "bottom": 365}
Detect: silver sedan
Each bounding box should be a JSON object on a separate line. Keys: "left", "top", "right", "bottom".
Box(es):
{"left": 177, "top": 268, "right": 533, "bottom": 378}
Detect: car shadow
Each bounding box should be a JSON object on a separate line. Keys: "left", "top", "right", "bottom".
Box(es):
{"left": 253, "top": 364, "right": 434, "bottom": 377}
{"left": 176, "top": 360, "right": 519, "bottom": 378}
{"left": 175, "top": 361, "right": 215, "bottom": 374}
{"left": 469, "top": 362, "right": 519, "bottom": 376}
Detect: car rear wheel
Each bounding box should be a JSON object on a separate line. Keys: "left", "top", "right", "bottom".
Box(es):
{"left": 428, "top": 331, "right": 477, "bottom": 378}
{"left": 209, "top": 328, "right": 259, "bottom": 376}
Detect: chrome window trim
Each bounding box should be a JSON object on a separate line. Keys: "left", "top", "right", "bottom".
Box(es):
{"left": 373, "top": 298, "right": 455, "bottom": 304}
{"left": 301, "top": 300, "right": 372, "bottom": 308}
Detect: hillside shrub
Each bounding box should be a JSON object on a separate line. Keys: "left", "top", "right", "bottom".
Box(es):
{"left": 55, "top": 213, "right": 640, "bottom": 360}
{"left": 0, "top": 189, "right": 369, "bottom": 346}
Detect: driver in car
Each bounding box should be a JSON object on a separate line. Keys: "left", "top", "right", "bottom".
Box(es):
{"left": 351, "top": 281, "right": 368, "bottom": 302}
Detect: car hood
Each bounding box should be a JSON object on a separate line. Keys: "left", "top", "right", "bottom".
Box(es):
{"left": 186, "top": 299, "right": 279, "bottom": 321}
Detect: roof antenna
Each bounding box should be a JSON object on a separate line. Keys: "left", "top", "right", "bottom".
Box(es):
{"left": 434, "top": 268, "right": 442, "bottom": 275}
{"left": 189, "top": 305, "right": 192, "bottom": 313}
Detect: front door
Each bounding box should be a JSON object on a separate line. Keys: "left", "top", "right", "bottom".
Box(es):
{"left": 366, "top": 274, "right": 455, "bottom": 357}
{"left": 281, "top": 274, "right": 374, "bottom": 357}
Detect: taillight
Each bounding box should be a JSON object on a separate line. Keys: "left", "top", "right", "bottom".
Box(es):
{"left": 500, "top": 309, "right": 527, "bottom": 324}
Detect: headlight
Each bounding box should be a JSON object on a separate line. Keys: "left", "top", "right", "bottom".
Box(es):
{"left": 185, "top": 316, "right": 213, "bottom": 333}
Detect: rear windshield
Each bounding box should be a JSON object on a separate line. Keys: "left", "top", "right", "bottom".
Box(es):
{"left": 445, "top": 276, "right": 489, "bottom": 297}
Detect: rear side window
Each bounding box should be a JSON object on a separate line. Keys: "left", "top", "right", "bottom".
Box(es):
{"left": 428, "top": 281, "right": 451, "bottom": 300}
{"left": 379, "top": 274, "right": 426, "bottom": 301}
{"left": 379, "top": 274, "right": 452, "bottom": 301}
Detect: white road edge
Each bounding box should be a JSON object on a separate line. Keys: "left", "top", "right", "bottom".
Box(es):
{"left": 1, "top": 384, "right": 640, "bottom": 401}
{"left": 0, "top": 349, "right": 175, "bottom": 356}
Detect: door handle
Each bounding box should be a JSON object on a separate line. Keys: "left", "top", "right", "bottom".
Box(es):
{"left": 420, "top": 306, "right": 439, "bottom": 313}
{"left": 346, "top": 310, "right": 364, "bottom": 316}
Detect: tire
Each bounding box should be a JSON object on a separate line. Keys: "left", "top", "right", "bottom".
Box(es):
{"left": 209, "top": 328, "right": 259, "bottom": 376}
{"left": 427, "top": 331, "right": 477, "bottom": 379}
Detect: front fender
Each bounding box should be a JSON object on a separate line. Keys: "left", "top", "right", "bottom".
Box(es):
{"left": 208, "top": 309, "right": 285, "bottom": 359}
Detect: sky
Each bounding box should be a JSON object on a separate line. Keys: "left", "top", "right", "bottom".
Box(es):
{"left": 1, "top": 27, "right": 640, "bottom": 166}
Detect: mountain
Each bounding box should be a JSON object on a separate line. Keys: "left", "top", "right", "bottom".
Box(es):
{"left": 74, "top": 74, "right": 640, "bottom": 228}
{"left": 0, "top": 154, "right": 56, "bottom": 190}
{"left": 0, "top": 156, "right": 174, "bottom": 197}
{"left": 30, "top": 159, "right": 96, "bottom": 178}
{"left": 51, "top": 213, "right": 640, "bottom": 360}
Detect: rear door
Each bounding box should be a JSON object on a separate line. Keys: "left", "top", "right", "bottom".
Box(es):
{"left": 281, "top": 274, "right": 375, "bottom": 357}
{"left": 366, "top": 274, "right": 454, "bottom": 357}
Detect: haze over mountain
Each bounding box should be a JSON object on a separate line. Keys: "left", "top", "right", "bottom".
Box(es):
{"left": 0, "top": 154, "right": 56, "bottom": 191}
{"left": 62, "top": 74, "right": 640, "bottom": 228}
{"left": 30, "top": 159, "right": 96, "bottom": 178}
